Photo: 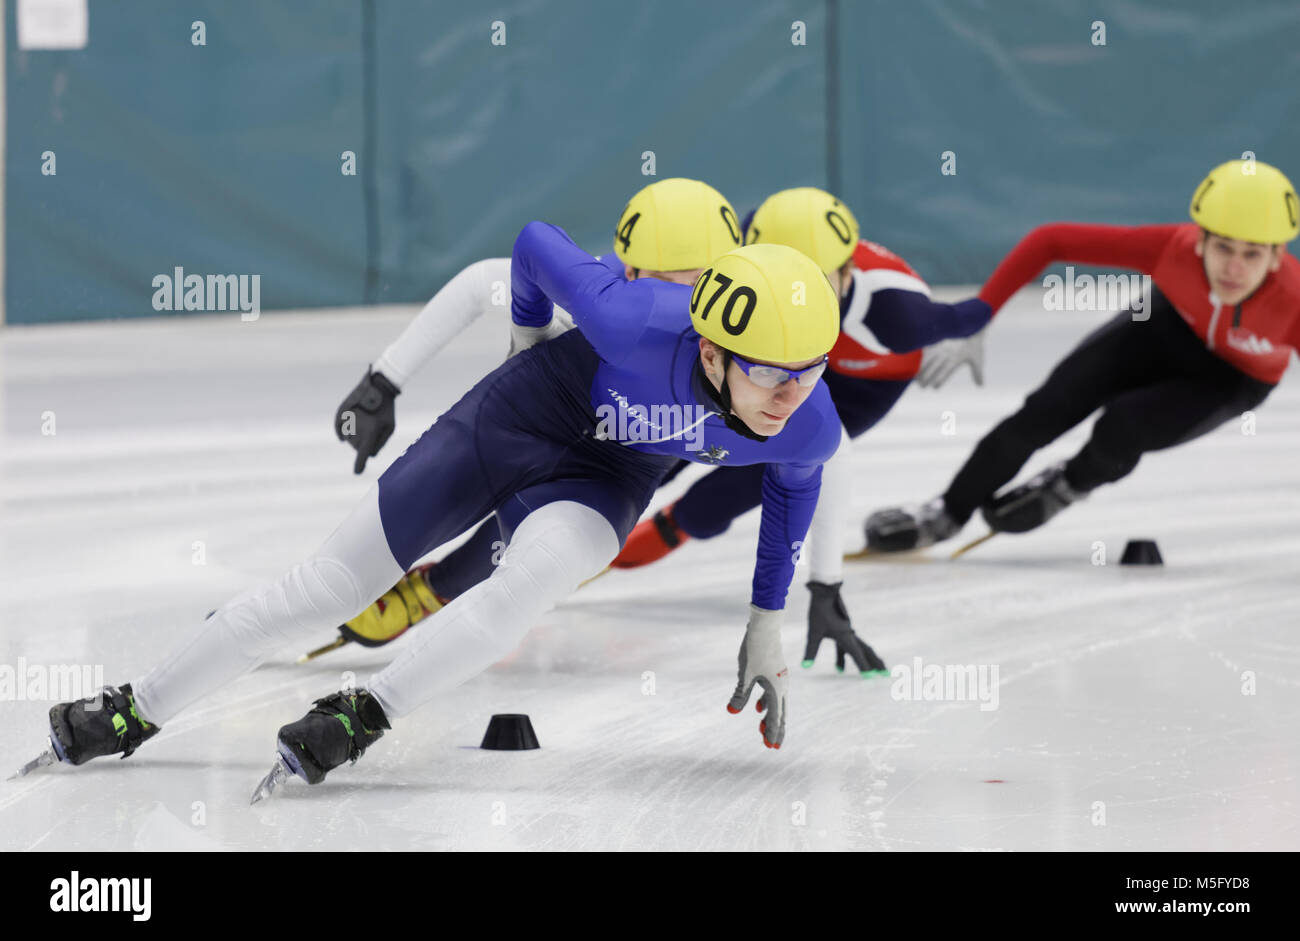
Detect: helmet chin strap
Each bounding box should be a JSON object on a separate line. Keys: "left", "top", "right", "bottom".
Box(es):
{"left": 701, "top": 350, "right": 769, "bottom": 443}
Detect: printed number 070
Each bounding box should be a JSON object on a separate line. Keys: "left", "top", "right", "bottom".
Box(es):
{"left": 690, "top": 268, "right": 757, "bottom": 337}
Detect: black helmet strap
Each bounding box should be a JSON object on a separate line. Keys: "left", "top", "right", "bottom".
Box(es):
{"left": 700, "top": 349, "right": 769, "bottom": 443}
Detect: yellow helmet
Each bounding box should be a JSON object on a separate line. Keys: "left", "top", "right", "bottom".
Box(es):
{"left": 689, "top": 243, "right": 839, "bottom": 363}
{"left": 613, "top": 178, "right": 742, "bottom": 271}
{"left": 745, "top": 187, "right": 860, "bottom": 274}
{"left": 1189, "top": 160, "right": 1299, "bottom": 244}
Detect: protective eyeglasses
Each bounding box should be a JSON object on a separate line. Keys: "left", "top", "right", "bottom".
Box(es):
{"left": 730, "top": 352, "right": 829, "bottom": 389}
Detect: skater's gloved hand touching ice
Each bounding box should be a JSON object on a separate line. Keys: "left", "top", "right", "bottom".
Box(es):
{"left": 727, "top": 605, "right": 789, "bottom": 749}
{"left": 802, "top": 581, "right": 887, "bottom": 676}
{"left": 335, "top": 367, "right": 400, "bottom": 474}
{"left": 916, "top": 329, "right": 985, "bottom": 389}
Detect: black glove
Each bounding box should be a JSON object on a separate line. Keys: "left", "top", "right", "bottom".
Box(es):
{"left": 801, "top": 580, "right": 887, "bottom": 676}
{"left": 335, "top": 367, "right": 399, "bottom": 474}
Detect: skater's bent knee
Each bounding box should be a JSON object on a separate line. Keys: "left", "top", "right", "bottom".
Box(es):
{"left": 499, "top": 502, "right": 618, "bottom": 591}
{"left": 219, "top": 554, "right": 378, "bottom": 650}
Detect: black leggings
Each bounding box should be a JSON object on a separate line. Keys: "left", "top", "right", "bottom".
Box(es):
{"left": 943, "top": 289, "right": 1274, "bottom": 524}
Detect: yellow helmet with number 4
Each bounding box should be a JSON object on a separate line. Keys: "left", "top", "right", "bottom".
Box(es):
{"left": 1189, "top": 160, "right": 1299, "bottom": 244}
{"left": 613, "top": 178, "right": 742, "bottom": 271}
{"left": 745, "top": 187, "right": 860, "bottom": 275}
{"left": 690, "top": 243, "right": 839, "bottom": 363}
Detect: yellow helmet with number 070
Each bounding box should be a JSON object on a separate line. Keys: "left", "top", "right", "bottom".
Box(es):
{"left": 613, "top": 178, "right": 742, "bottom": 271}
{"left": 1189, "top": 160, "right": 1299, "bottom": 244}
{"left": 689, "top": 243, "right": 840, "bottom": 364}
{"left": 745, "top": 187, "right": 861, "bottom": 275}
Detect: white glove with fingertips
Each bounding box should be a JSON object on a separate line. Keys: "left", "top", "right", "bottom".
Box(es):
{"left": 916, "top": 329, "right": 986, "bottom": 388}
{"left": 726, "top": 605, "right": 789, "bottom": 750}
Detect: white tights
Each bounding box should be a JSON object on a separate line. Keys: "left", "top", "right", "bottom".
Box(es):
{"left": 131, "top": 488, "right": 617, "bottom": 725}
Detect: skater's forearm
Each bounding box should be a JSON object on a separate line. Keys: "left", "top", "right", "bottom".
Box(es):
{"left": 978, "top": 223, "right": 1178, "bottom": 313}
{"left": 511, "top": 221, "right": 666, "bottom": 365}
{"left": 752, "top": 464, "right": 822, "bottom": 609}
{"left": 373, "top": 258, "right": 510, "bottom": 387}
{"left": 808, "top": 426, "right": 851, "bottom": 584}
{"left": 866, "top": 293, "right": 993, "bottom": 352}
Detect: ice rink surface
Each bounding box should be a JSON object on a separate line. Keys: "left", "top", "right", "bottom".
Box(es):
{"left": 2, "top": 289, "right": 1298, "bottom": 851}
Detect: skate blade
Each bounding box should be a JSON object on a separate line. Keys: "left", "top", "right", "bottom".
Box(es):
{"left": 297, "top": 635, "right": 350, "bottom": 664}
{"left": 843, "top": 546, "right": 930, "bottom": 562}
{"left": 249, "top": 755, "right": 294, "bottom": 804}
{"left": 950, "top": 530, "right": 996, "bottom": 559}
{"left": 8, "top": 746, "right": 58, "bottom": 780}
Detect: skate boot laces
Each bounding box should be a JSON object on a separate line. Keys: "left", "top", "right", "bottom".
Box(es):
{"left": 309, "top": 689, "right": 391, "bottom": 765}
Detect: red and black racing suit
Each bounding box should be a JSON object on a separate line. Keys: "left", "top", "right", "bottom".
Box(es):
{"left": 942, "top": 223, "right": 1300, "bottom": 522}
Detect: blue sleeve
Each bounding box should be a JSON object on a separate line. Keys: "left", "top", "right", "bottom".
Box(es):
{"left": 864, "top": 291, "right": 993, "bottom": 352}
{"left": 511, "top": 221, "right": 669, "bottom": 365}
{"left": 747, "top": 387, "right": 842, "bottom": 609}
{"left": 751, "top": 462, "right": 823, "bottom": 610}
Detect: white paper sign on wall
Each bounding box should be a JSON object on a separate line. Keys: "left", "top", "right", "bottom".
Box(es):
{"left": 17, "top": 0, "right": 89, "bottom": 51}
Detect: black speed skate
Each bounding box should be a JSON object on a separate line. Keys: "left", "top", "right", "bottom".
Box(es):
{"left": 15, "top": 684, "right": 159, "bottom": 777}
{"left": 864, "top": 497, "right": 961, "bottom": 552}
{"left": 51, "top": 683, "right": 159, "bottom": 765}
{"left": 251, "top": 689, "right": 390, "bottom": 802}
{"left": 981, "top": 462, "right": 1087, "bottom": 533}
{"left": 11, "top": 683, "right": 160, "bottom": 778}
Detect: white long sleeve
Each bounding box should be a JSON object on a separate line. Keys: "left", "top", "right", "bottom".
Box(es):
{"left": 371, "top": 258, "right": 512, "bottom": 388}
{"left": 370, "top": 256, "right": 582, "bottom": 387}
{"left": 808, "top": 423, "right": 852, "bottom": 585}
